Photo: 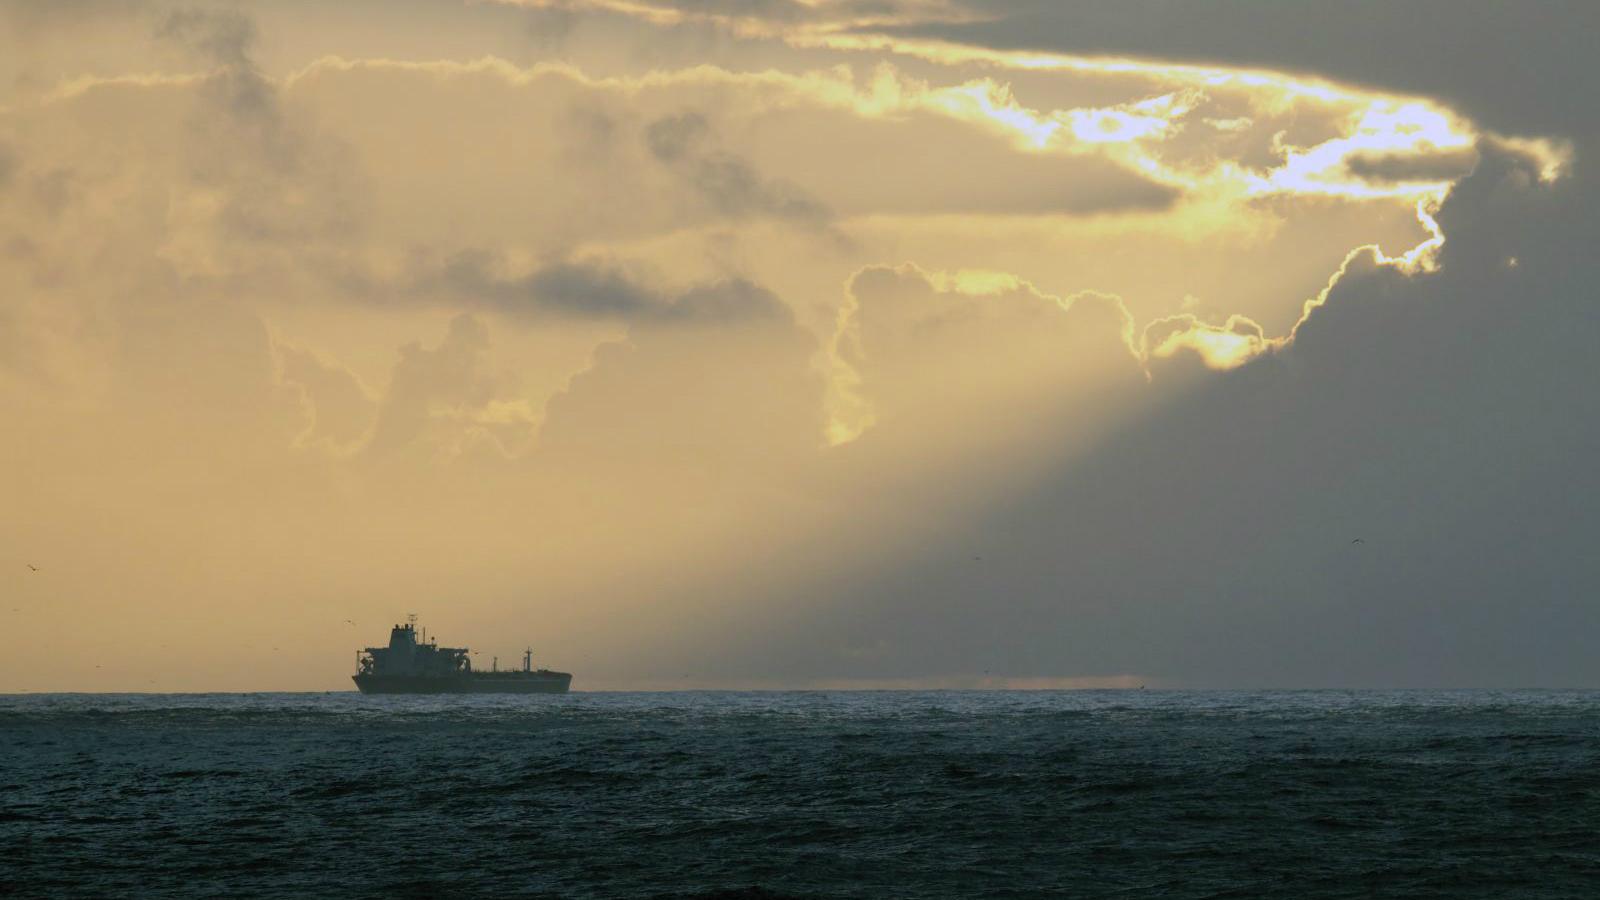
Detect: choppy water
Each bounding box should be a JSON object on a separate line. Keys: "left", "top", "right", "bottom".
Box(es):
{"left": 3, "top": 690, "right": 1599, "bottom": 898}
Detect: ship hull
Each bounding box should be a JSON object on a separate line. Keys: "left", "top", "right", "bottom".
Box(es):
{"left": 352, "top": 672, "right": 572, "bottom": 694}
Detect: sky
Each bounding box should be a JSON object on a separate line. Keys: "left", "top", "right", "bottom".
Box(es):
{"left": 2, "top": 0, "right": 1597, "bottom": 691}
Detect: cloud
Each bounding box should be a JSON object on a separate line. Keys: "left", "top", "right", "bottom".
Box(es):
{"left": 157, "top": 8, "right": 257, "bottom": 70}
{"left": 764, "top": 95, "right": 1181, "bottom": 216}
{"left": 413, "top": 252, "right": 797, "bottom": 326}
{"left": 857, "top": 1, "right": 1599, "bottom": 139}
{"left": 11, "top": 39, "right": 1437, "bottom": 322}
{"left": 363, "top": 313, "right": 520, "bottom": 459}
{"left": 156, "top": 7, "right": 277, "bottom": 133}
{"left": 1344, "top": 147, "right": 1480, "bottom": 185}
{"left": 422, "top": 253, "right": 659, "bottom": 320}
{"left": 643, "top": 111, "right": 834, "bottom": 229}
{"left": 829, "top": 264, "right": 1142, "bottom": 444}
{"left": 536, "top": 276, "right": 825, "bottom": 475}
{"left": 497, "top": 1, "right": 1562, "bottom": 212}
{"left": 643, "top": 110, "right": 710, "bottom": 161}
{"left": 490, "top": 0, "right": 946, "bottom": 35}
{"left": 146, "top": 9, "right": 372, "bottom": 257}
{"left": 334, "top": 275, "right": 802, "bottom": 467}
{"left": 5, "top": 0, "right": 1596, "bottom": 690}
{"left": 1143, "top": 312, "right": 1268, "bottom": 371}
{"left": 278, "top": 344, "right": 378, "bottom": 454}
{"left": 661, "top": 277, "right": 793, "bottom": 325}
{"left": 755, "top": 141, "right": 1600, "bottom": 687}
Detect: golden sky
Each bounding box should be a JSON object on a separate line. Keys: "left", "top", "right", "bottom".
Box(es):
{"left": 2, "top": 0, "right": 1595, "bottom": 690}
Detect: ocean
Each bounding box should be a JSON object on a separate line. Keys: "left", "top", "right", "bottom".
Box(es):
{"left": 3, "top": 690, "right": 1598, "bottom": 898}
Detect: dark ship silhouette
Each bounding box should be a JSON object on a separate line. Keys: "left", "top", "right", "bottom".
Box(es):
{"left": 353, "top": 616, "right": 571, "bottom": 694}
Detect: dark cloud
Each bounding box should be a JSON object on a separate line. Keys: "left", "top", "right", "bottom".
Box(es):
{"left": 688, "top": 153, "right": 831, "bottom": 223}
{"left": 427, "top": 253, "right": 657, "bottom": 319}
{"left": 644, "top": 111, "right": 711, "bottom": 162}
{"left": 419, "top": 252, "right": 795, "bottom": 326}
{"left": 663, "top": 0, "right": 814, "bottom": 22}
{"left": 156, "top": 8, "right": 276, "bottom": 122}
{"left": 156, "top": 7, "right": 256, "bottom": 68}
{"left": 146, "top": 8, "right": 370, "bottom": 247}
{"left": 521, "top": 261, "right": 664, "bottom": 318}
{"left": 691, "top": 142, "right": 1600, "bottom": 687}
{"left": 1345, "top": 148, "right": 1480, "bottom": 185}
{"left": 643, "top": 112, "right": 834, "bottom": 229}
{"left": 866, "top": 1, "right": 1599, "bottom": 138}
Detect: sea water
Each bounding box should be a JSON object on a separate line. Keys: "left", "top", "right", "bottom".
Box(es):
{"left": 3, "top": 690, "right": 1598, "bottom": 898}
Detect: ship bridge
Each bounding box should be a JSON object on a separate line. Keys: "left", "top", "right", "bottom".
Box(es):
{"left": 355, "top": 617, "right": 471, "bottom": 678}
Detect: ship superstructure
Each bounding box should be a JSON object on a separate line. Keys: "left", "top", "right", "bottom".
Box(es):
{"left": 352, "top": 616, "right": 572, "bottom": 694}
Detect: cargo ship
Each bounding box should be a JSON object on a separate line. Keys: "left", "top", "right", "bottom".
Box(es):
{"left": 352, "top": 616, "right": 572, "bottom": 694}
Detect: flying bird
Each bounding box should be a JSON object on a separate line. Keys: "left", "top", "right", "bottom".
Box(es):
{"left": 343, "top": 619, "right": 356, "bottom": 626}
{"left": 26, "top": 564, "right": 38, "bottom": 572}
{"left": 1351, "top": 538, "right": 1365, "bottom": 544}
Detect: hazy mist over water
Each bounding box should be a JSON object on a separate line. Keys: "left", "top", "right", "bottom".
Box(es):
{"left": 5, "top": 690, "right": 1599, "bottom": 898}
